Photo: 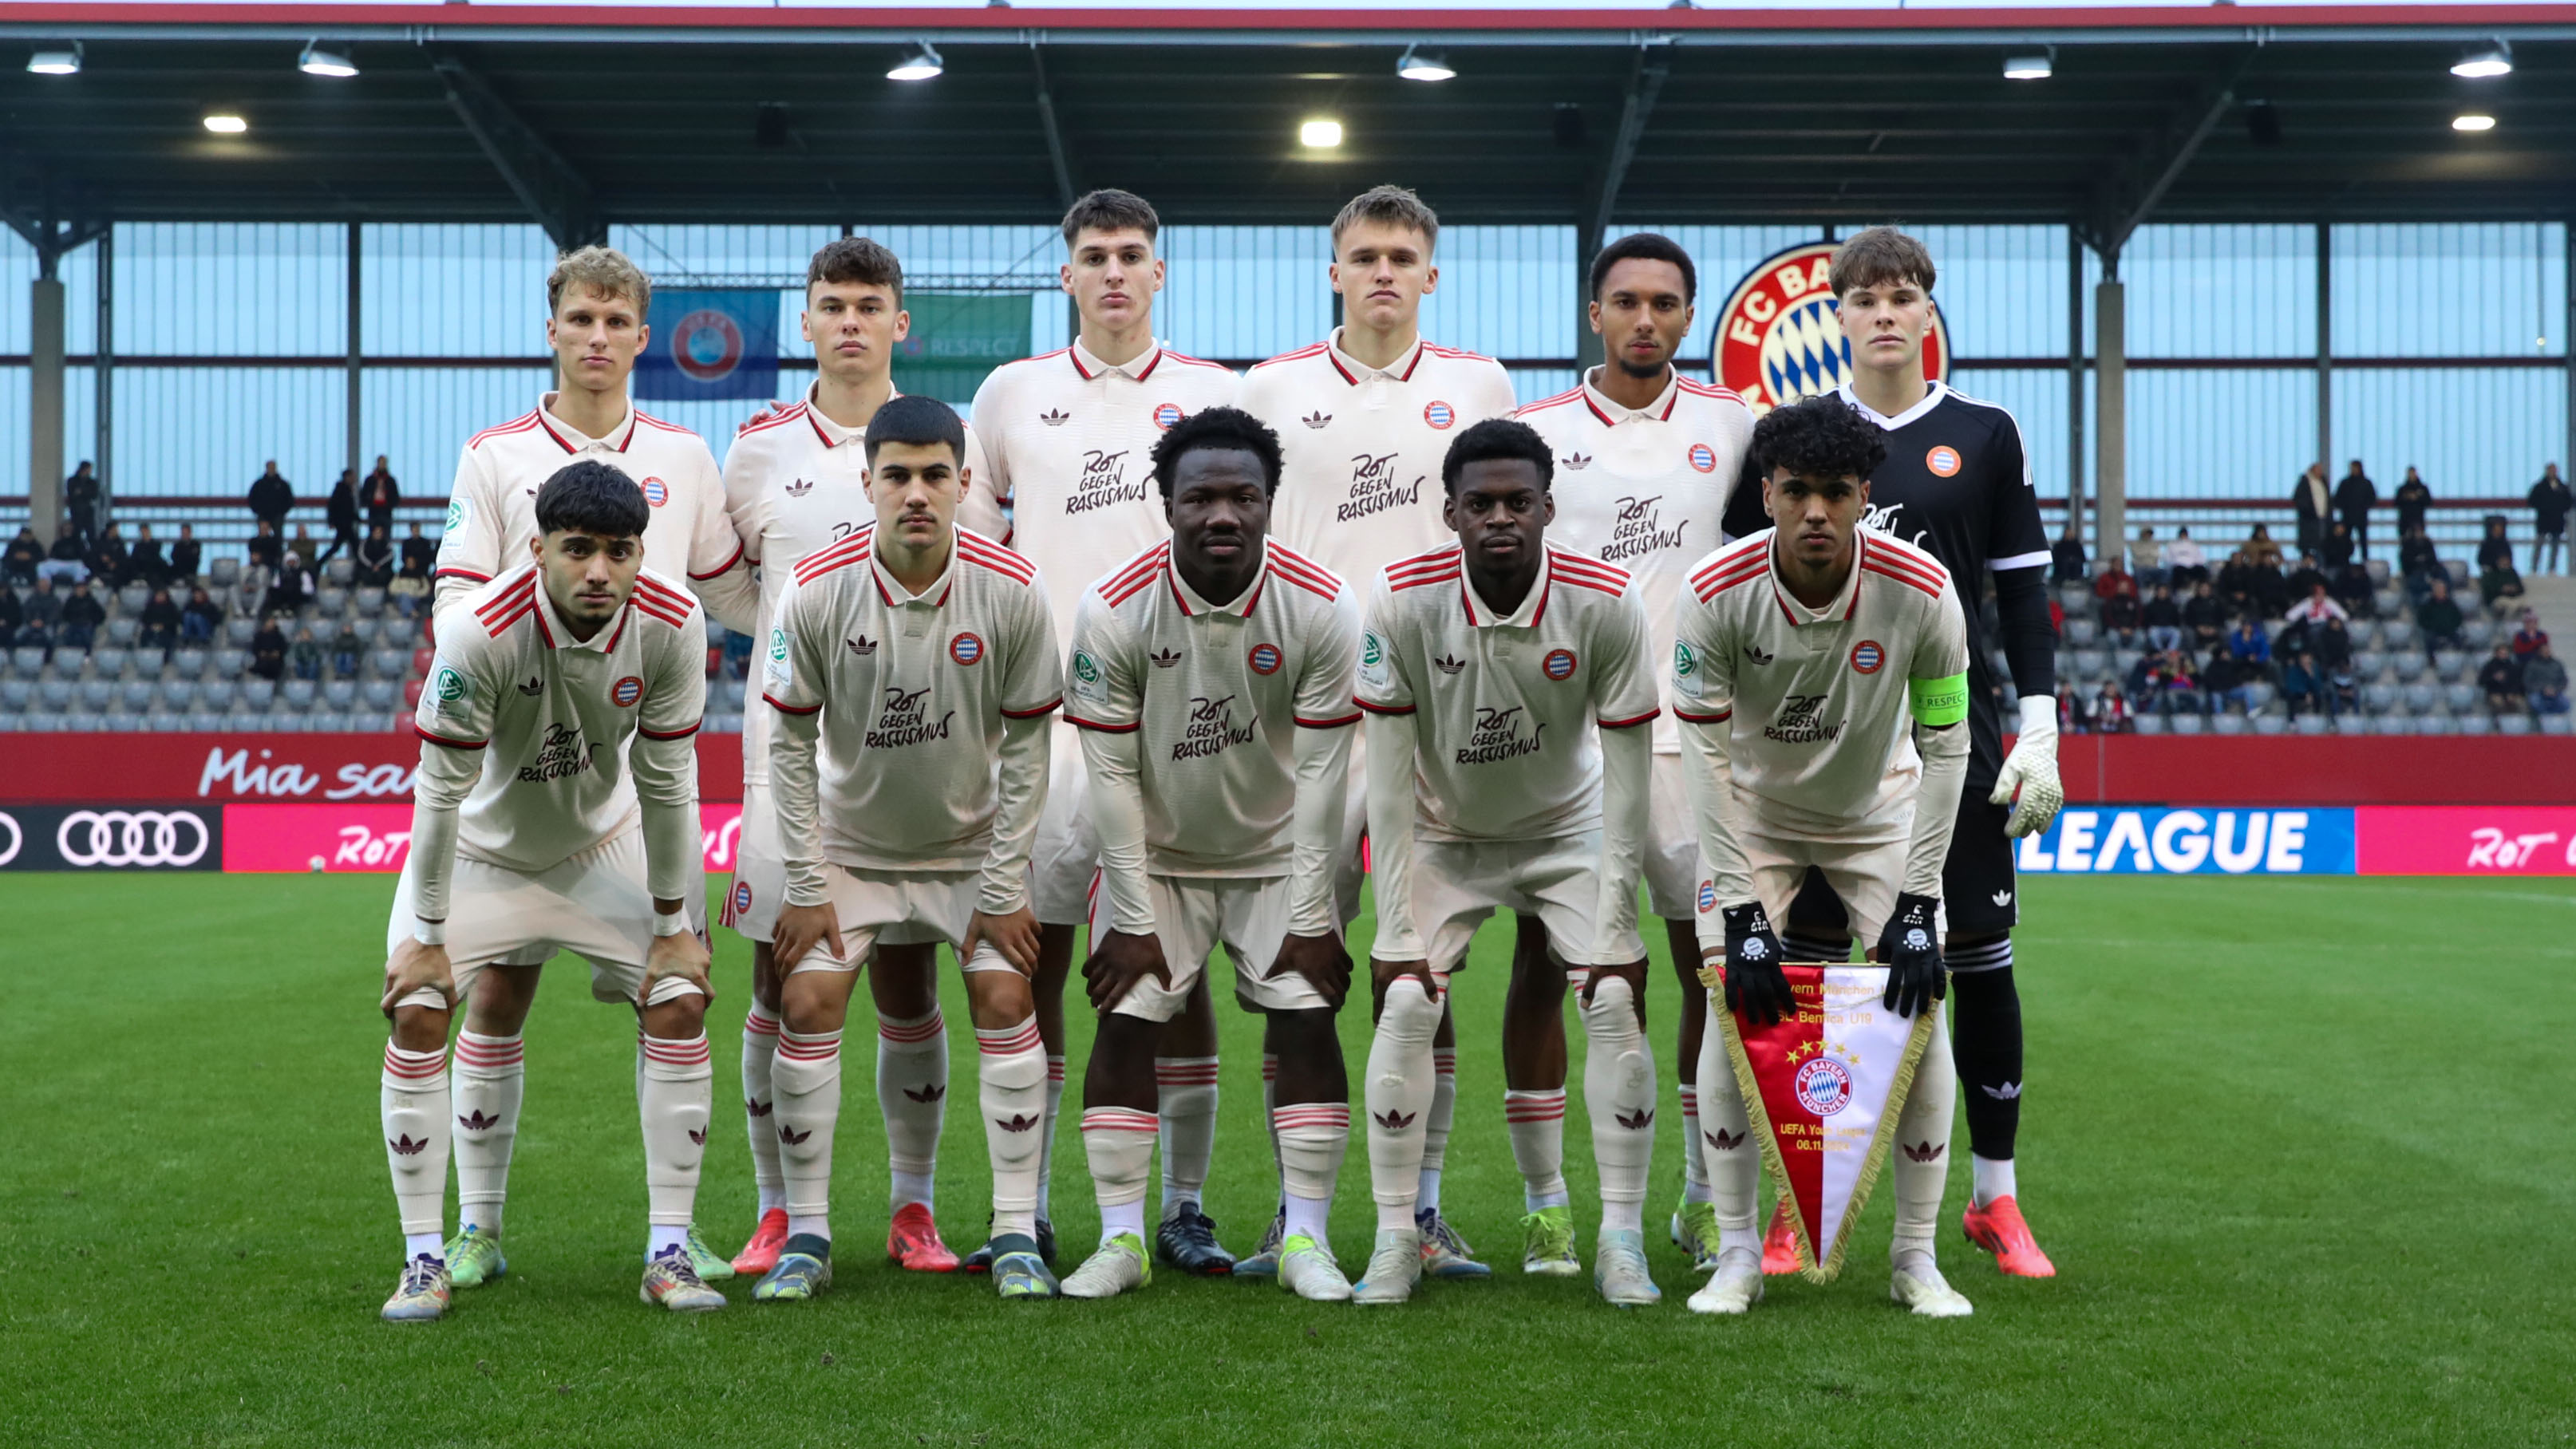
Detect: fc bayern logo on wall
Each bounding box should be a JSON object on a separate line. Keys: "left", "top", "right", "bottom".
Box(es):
{"left": 1712, "top": 242, "right": 1948, "bottom": 417}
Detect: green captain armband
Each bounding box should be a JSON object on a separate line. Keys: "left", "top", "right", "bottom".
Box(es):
{"left": 1908, "top": 670, "right": 1970, "bottom": 727}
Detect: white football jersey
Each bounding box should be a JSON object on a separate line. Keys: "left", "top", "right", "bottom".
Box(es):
{"left": 1247, "top": 331, "right": 1517, "bottom": 590}
{"left": 969, "top": 338, "right": 1238, "bottom": 655}
{"left": 721, "top": 385, "right": 1000, "bottom": 786}
{"left": 1519, "top": 370, "right": 1752, "bottom": 756}
{"left": 1670, "top": 527, "right": 1970, "bottom": 843}
{"left": 1357, "top": 544, "right": 1659, "bottom": 843}
{"left": 433, "top": 394, "right": 753, "bottom": 632}
{"left": 1065, "top": 539, "right": 1360, "bottom": 877}
{"left": 763, "top": 526, "right": 1061, "bottom": 874}
{"left": 413, "top": 563, "right": 708, "bottom": 875}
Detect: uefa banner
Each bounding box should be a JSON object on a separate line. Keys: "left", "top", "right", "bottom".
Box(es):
{"left": 635, "top": 290, "right": 780, "bottom": 402}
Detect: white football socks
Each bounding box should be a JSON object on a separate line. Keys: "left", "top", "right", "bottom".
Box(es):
{"left": 1891, "top": 1005, "right": 1957, "bottom": 1271}
{"left": 1037, "top": 1055, "right": 1065, "bottom": 1221}
{"left": 1677, "top": 1080, "right": 1713, "bottom": 1203}
{"left": 741, "top": 1006, "right": 784, "bottom": 1216}
{"left": 1082, "top": 1106, "right": 1157, "bottom": 1245}
{"left": 450, "top": 1030, "right": 523, "bottom": 1234}
{"left": 1418, "top": 1048, "right": 1456, "bottom": 1214}
{"left": 876, "top": 1009, "right": 946, "bottom": 1213}
{"left": 1365, "top": 977, "right": 1440, "bottom": 1232}
{"left": 1973, "top": 1154, "right": 2017, "bottom": 1207}
{"left": 1696, "top": 1011, "right": 1760, "bottom": 1246}
{"left": 381, "top": 1040, "right": 451, "bottom": 1246}
{"left": 977, "top": 1018, "right": 1048, "bottom": 1240}
{"left": 1272, "top": 1100, "right": 1348, "bottom": 1246}
{"left": 1505, "top": 1088, "right": 1570, "bottom": 1211}
{"left": 637, "top": 1031, "right": 713, "bottom": 1242}
{"left": 1156, "top": 1055, "right": 1219, "bottom": 1219}
{"left": 1579, "top": 973, "right": 1656, "bottom": 1237}
{"left": 772, "top": 1026, "right": 842, "bottom": 1243}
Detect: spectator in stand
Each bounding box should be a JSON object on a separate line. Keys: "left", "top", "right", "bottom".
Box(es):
{"left": 2292, "top": 463, "right": 2331, "bottom": 559}
{"left": 2093, "top": 554, "right": 2132, "bottom": 602}
{"left": 2098, "top": 571, "right": 2141, "bottom": 643}
{"left": 2251, "top": 554, "right": 2290, "bottom": 618}
{"left": 2217, "top": 551, "right": 2257, "bottom": 618}
{"left": 2481, "top": 555, "right": 2526, "bottom": 611}
{"left": 2313, "top": 615, "right": 2354, "bottom": 673}
{"left": 322, "top": 468, "right": 362, "bottom": 566}
{"left": 2127, "top": 651, "right": 2169, "bottom": 713}
{"left": 2183, "top": 578, "right": 2230, "bottom": 650}
{"left": 64, "top": 460, "right": 101, "bottom": 543}
{"left": 2399, "top": 523, "right": 2443, "bottom": 604}
{"left": 126, "top": 523, "right": 167, "bottom": 588}
{"left": 6, "top": 526, "right": 44, "bottom": 585}
{"left": 330, "top": 618, "right": 365, "bottom": 679}
{"left": 20, "top": 575, "right": 62, "bottom": 644}
{"left": 2162, "top": 650, "right": 2204, "bottom": 717}
{"left": 85, "top": 523, "right": 128, "bottom": 590}
{"left": 261, "top": 551, "right": 311, "bottom": 619}
{"left": 362, "top": 456, "right": 401, "bottom": 532}
{"left": 2286, "top": 580, "right": 2347, "bottom": 630}
{"left": 39, "top": 529, "right": 88, "bottom": 585}
{"left": 2092, "top": 681, "right": 2132, "bottom": 733}
{"left": 355, "top": 523, "right": 396, "bottom": 588}
{"left": 2511, "top": 610, "right": 2548, "bottom": 661}
{"left": 2331, "top": 559, "right": 2377, "bottom": 619}
{"left": 247, "top": 460, "right": 293, "bottom": 534}
{"left": 2532, "top": 462, "right": 2570, "bottom": 575}
{"left": 2475, "top": 516, "right": 2524, "bottom": 610}
{"left": 2476, "top": 514, "right": 2514, "bottom": 573}
{"left": 2163, "top": 526, "right": 2210, "bottom": 588}
{"left": 180, "top": 586, "right": 223, "bottom": 644}
{"left": 288, "top": 524, "right": 319, "bottom": 571}
{"left": 2143, "top": 582, "right": 2183, "bottom": 653}
{"left": 2326, "top": 658, "right": 2361, "bottom": 719}
{"left": 246, "top": 519, "right": 284, "bottom": 574}
{"left": 2335, "top": 459, "right": 2376, "bottom": 560}
{"left": 167, "top": 523, "right": 200, "bottom": 583}
{"left": 2056, "top": 680, "right": 2094, "bottom": 734}
{"left": 388, "top": 552, "right": 431, "bottom": 617}
{"left": 2279, "top": 650, "right": 2323, "bottom": 720}
{"left": 2417, "top": 577, "right": 2466, "bottom": 657}
{"left": 2286, "top": 551, "right": 2327, "bottom": 602}
{"left": 2395, "top": 466, "right": 2433, "bottom": 539}
{"left": 287, "top": 623, "right": 325, "bottom": 683}
{"left": 137, "top": 586, "right": 180, "bottom": 650}
{"left": 2228, "top": 615, "right": 2273, "bottom": 672}
{"left": 249, "top": 617, "right": 287, "bottom": 681}
{"left": 0, "top": 582, "right": 18, "bottom": 642}
{"left": 400, "top": 523, "right": 437, "bottom": 577}
{"left": 2321, "top": 520, "right": 2355, "bottom": 572}
{"left": 2132, "top": 526, "right": 2163, "bottom": 587}
{"left": 58, "top": 578, "right": 105, "bottom": 649}
{"left": 2050, "top": 523, "right": 2087, "bottom": 586}
{"left": 2478, "top": 644, "right": 2527, "bottom": 716}
{"left": 2246, "top": 522, "right": 2286, "bottom": 569}
{"left": 2525, "top": 642, "right": 2569, "bottom": 717}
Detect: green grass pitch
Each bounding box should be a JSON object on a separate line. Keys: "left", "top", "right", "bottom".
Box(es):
{"left": 2, "top": 873, "right": 2571, "bottom": 1447}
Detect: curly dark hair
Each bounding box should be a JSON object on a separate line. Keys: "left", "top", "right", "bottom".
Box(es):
{"left": 1751, "top": 395, "right": 1887, "bottom": 485}
{"left": 535, "top": 460, "right": 650, "bottom": 539}
{"left": 1440, "top": 417, "right": 1554, "bottom": 496}
{"left": 1151, "top": 405, "right": 1284, "bottom": 499}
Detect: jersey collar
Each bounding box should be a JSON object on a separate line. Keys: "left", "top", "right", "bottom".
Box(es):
{"left": 1324, "top": 327, "right": 1426, "bottom": 386}
{"left": 534, "top": 392, "right": 639, "bottom": 455}
{"left": 1767, "top": 527, "right": 1865, "bottom": 627}
{"left": 1167, "top": 540, "right": 1268, "bottom": 620}
{"left": 801, "top": 381, "right": 892, "bottom": 450}
{"left": 869, "top": 535, "right": 958, "bottom": 610}
{"left": 1835, "top": 379, "right": 1948, "bottom": 433}
{"left": 1069, "top": 336, "right": 1166, "bottom": 383}
{"left": 1462, "top": 548, "right": 1550, "bottom": 630}
{"left": 1579, "top": 366, "right": 1681, "bottom": 426}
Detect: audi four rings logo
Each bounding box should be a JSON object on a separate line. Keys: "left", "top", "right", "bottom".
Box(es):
{"left": 58, "top": 810, "right": 211, "bottom": 867}
{"left": 0, "top": 811, "right": 20, "bottom": 867}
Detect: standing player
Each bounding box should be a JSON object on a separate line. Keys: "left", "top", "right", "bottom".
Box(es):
{"left": 1238, "top": 184, "right": 1516, "bottom": 1277}
{"left": 376, "top": 461, "right": 718, "bottom": 1321}
{"left": 1349, "top": 418, "right": 1663, "bottom": 1308}
{"left": 756, "top": 395, "right": 1063, "bottom": 1301}
{"left": 429, "top": 246, "right": 758, "bottom": 1293}
{"left": 1058, "top": 409, "right": 1361, "bottom": 1301}
{"left": 716, "top": 238, "right": 1002, "bottom": 1277}
{"left": 1719, "top": 228, "right": 2064, "bottom": 1277}
{"left": 1675, "top": 395, "right": 1973, "bottom": 1317}
{"left": 968, "top": 190, "right": 1239, "bottom": 1273}
{"left": 1519, "top": 232, "right": 1752, "bottom": 1274}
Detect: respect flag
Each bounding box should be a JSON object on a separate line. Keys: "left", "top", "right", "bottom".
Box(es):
{"left": 635, "top": 290, "right": 780, "bottom": 402}
{"left": 1713, "top": 964, "right": 1935, "bottom": 1282}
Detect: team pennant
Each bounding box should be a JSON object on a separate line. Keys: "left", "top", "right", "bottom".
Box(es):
{"left": 1709, "top": 964, "right": 1935, "bottom": 1282}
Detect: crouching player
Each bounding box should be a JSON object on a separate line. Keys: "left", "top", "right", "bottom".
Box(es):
{"left": 761, "top": 397, "right": 1065, "bottom": 1301}
{"left": 1671, "top": 396, "right": 1974, "bottom": 1317}
{"left": 1060, "top": 408, "right": 1362, "bottom": 1301}
{"left": 377, "top": 460, "right": 718, "bottom": 1321}
{"left": 1352, "top": 418, "right": 1664, "bottom": 1308}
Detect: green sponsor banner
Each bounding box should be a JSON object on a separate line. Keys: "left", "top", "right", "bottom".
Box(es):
{"left": 893, "top": 294, "right": 1034, "bottom": 405}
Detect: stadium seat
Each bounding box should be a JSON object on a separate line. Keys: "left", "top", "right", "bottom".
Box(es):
{"left": 402, "top": 677, "right": 424, "bottom": 709}
{"left": 22, "top": 710, "right": 63, "bottom": 732}
{"left": 209, "top": 556, "right": 239, "bottom": 588}
{"left": 314, "top": 586, "right": 350, "bottom": 618}
{"left": 322, "top": 679, "right": 358, "bottom": 710}
{"left": 355, "top": 586, "right": 387, "bottom": 617}
{"left": 2132, "top": 713, "right": 2165, "bottom": 735}
{"left": 2398, "top": 682, "right": 2437, "bottom": 714}
{"left": 2432, "top": 650, "right": 2468, "bottom": 681}
{"left": 2372, "top": 713, "right": 2412, "bottom": 735}
{"left": 0, "top": 680, "right": 29, "bottom": 712}
{"left": 2445, "top": 683, "right": 2481, "bottom": 714}
{"left": 90, "top": 645, "right": 129, "bottom": 678}
{"left": 410, "top": 646, "right": 434, "bottom": 677}
{"left": 160, "top": 679, "right": 196, "bottom": 711}
{"left": 106, "top": 616, "right": 140, "bottom": 646}
{"left": 225, "top": 616, "right": 257, "bottom": 647}
{"left": 2365, "top": 559, "right": 2390, "bottom": 586}
{"left": 282, "top": 678, "right": 318, "bottom": 710}
{"left": 2381, "top": 618, "right": 2416, "bottom": 650}
{"left": 2390, "top": 652, "right": 2425, "bottom": 682}
{"left": 37, "top": 678, "right": 73, "bottom": 711}
{"left": 0, "top": 711, "right": 18, "bottom": 732}
{"left": 117, "top": 582, "right": 150, "bottom": 615}
{"left": 2365, "top": 683, "right": 2400, "bottom": 713}
{"left": 118, "top": 680, "right": 156, "bottom": 713}
{"left": 222, "top": 709, "right": 264, "bottom": 732}
{"left": 2375, "top": 589, "right": 2404, "bottom": 618}
{"left": 75, "top": 678, "right": 113, "bottom": 711}
{"left": 2462, "top": 618, "right": 2494, "bottom": 649}
{"left": 10, "top": 646, "right": 44, "bottom": 678}
{"left": 200, "top": 679, "right": 238, "bottom": 712}
{"left": 2168, "top": 712, "right": 2205, "bottom": 736}
{"left": 2352, "top": 650, "right": 2384, "bottom": 680}
{"left": 2252, "top": 713, "right": 2287, "bottom": 736}
{"left": 184, "top": 710, "right": 223, "bottom": 732}
{"left": 168, "top": 647, "right": 206, "bottom": 679}
{"left": 240, "top": 677, "right": 276, "bottom": 709}
{"left": 709, "top": 712, "right": 744, "bottom": 736}
{"left": 2542, "top": 713, "right": 2573, "bottom": 736}
{"left": 325, "top": 557, "right": 356, "bottom": 588}
{"left": 360, "top": 678, "right": 398, "bottom": 711}
{"left": 105, "top": 712, "right": 146, "bottom": 732}
{"left": 2456, "top": 713, "right": 2494, "bottom": 736}
{"left": 2211, "top": 713, "right": 2245, "bottom": 736}
{"left": 2426, "top": 713, "right": 2462, "bottom": 735}
{"left": 211, "top": 648, "right": 245, "bottom": 678}
{"left": 2069, "top": 648, "right": 2105, "bottom": 680}
{"left": 2246, "top": 682, "right": 2277, "bottom": 712}
{"left": 2498, "top": 713, "right": 2533, "bottom": 736}
{"left": 64, "top": 712, "right": 103, "bottom": 732}
{"left": 362, "top": 647, "right": 401, "bottom": 679}
{"left": 2064, "top": 617, "right": 2098, "bottom": 647}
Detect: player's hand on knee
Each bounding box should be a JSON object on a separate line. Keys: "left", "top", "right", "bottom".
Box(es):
{"left": 1266, "top": 931, "right": 1353, "bottom": 1008}
{"left": 1369, "top": 956, "right": 1442, "bottom": 1006}
{"left": 1578, "top": 959, "right": 1649, "bottom": 1023}
{"left": 1720, "top": 903, "right": 1793, "bottom": 1026}
{"left": 381, "top": 939, "right": 456, "bottom": 1018}
{"left": 772, "top": 902, "right": 844, "bottom": 977}
{"left": 1081, "top": 929, "right": 1171, "bottom": 1012}
{"left": 1875, "top": 893, "right": 1946, "bottom": 1019}
{"left": 965, "top": 906, "right": 1042, "bottom": 977}
{"left": 645, "top": 924, "right": 715, "bottom": 1004}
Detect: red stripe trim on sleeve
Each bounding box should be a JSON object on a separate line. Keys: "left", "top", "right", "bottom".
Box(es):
{"left": 638, "top": 721, "right": 702, "bottom": 740}
{"left": 434, "top": 567, "right": 493, "bottom": 583}
{"left": 1294, "top": 712, "right": 1362, "bottom": 729}
{"left": 688, "top": 539, "right": 746, "bottom": 581}
{"left": 761, "top": 693, "right": 820, "bottom": 716}
{"left": 1353, "top": 697, "right": 1415, "bottom": 716}
{"left": 1673, "top": 707, "right": 1732, "bottom": 724}
{"left": 1000, "top": 697, "right": 1064, "bottom": 720}
{"left": 413, "top": 724, "right": 488, "bottom": 750}
{"left": 1063, "top": 714, "right": 1138, "bottom": 732}
{"left": 1598, "top": 709, "right": 1661, "bottom": 729}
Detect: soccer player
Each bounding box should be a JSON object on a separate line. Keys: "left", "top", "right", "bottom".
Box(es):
{"left": 717, "top": 237, "right": 1003, "bottom": 1277}
{"left": 1058, "top": 408, "right": 1361, "bottom": 1301}
{"left": 1718, "top": 227, "right": 2064, "bottom": 1277}
{"left": 1237, "top": 184, "right": 1515, "bottom": 1277}
{"left": 1349, "top": 418, "right": 1662, "bottom": 1308}
{"left": 757, "top": 395, "right": 1063, "bottom": 1301}
{"left": 428, "top": 246, "right": 758, "bottom": 1293}
{"left": 1676, "top": 394, "right": 1974, "bottom": 1317}
{"left": 968, "top": 189, "right": 1239, "bottom": 1273}
{"left": 1520, "top": 232, "right": 1752, "bottom": 1273}
{"left": 376, "top": 460, "right": 718, "bottom": 1321}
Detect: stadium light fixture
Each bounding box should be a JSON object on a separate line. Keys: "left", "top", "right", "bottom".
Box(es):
{"left": 1300, "top": 118, "right": 1344, "bottom": 150}
{"left": 1397, "top": 47, "right": 1456, "bottom": 83}
{"left": 2451, "top": 41, "right": 2512, "bottom": 79}
{"left": 887, "top": 43, "right": 943, "bottom": 82}
{"left": 26, "top": 42, "right": 81, "bottom": 76}
{"left": 2002, "top": 52, "right": 2053, "bottom": 81}
{"left": 298, "top": 43, "right": 357, "bottom": 78}
{"left": 203, "top": 113, "right": 247, "bottom": 134}
{"left": 2452, "top": 113, "right": 2496, "bottom": 132}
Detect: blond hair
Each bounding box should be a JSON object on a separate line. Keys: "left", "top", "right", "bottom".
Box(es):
{"left": 547, "top": 245, "right": 652, "bottom": 318}
{"left": 1330, "top": 184, "right": 1440, "bottom": 254}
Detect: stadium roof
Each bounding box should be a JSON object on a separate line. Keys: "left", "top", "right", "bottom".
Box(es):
{"left": 2, "top": 5, "right": 2575, "bottom": 255}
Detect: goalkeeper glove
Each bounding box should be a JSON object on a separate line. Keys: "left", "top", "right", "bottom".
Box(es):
{"left": 1989, "top": 693, "right": 2065, "bottom": 839}
{"left": 1721, "top": 902, "right": 1795, "bottom": 1026}
{"left": 1876, "top": 892, "right": 1946, "bottom": 1020}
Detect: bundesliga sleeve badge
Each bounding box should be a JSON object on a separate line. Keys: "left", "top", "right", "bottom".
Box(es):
{"left": 1713, "top": 242, "right": 1950, "bottom": 415}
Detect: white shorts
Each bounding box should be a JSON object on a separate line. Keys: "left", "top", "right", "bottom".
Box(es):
{"left": 722, "top": 779, "right": 785, "bottom": 944}
{"left": 1087, "top": 871, "right": 1331, "bottom": 1021}
{"left": 1740, "top": 831, "right": 1906, "bottom": 950}
{"left": 1412, "top": 829, "right": 1644, "bottom": 976}
{"left": 385, "top": 828, "right": 661, "bottom": 1005}
{"left": 786, "top": 865, "right": 1013, "bottom": 977}
{"left": 1031, "top": 721, "right": 1099, "bottom": 925}
{"left": 1643, "top": 752, "right": 1705, "bottom": 922}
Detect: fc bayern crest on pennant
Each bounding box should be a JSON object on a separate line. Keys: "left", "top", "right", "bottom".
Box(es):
{"left": 1795, "top": 1056, "right": 1854, "bottom": 1117}
{"left": 640, "top": 476, "right": 669, "bottom": 507}
{"left": 950, "top": 632, "right": 985, "bottom": 665}
{"left": 1712, "top": 242, "right": 1949, "bottom": 417}
{"left": 610, "top": 675, "right": 643, "bottom": 707}
{"left": 1688, "top": 442, "right": 1719, "bottom": 473}
{"left": 1152, "top": 402, "right": 1183, "bottom": 430}
{"left": 1423, "top": 401, "right": 1455, "bottom": 429}
{"left": 1850, "top": 640, "right": 1885, "bottom": 674}
{"left": 672, "top": 308, "right": 746, "bottom": 383}
{"left": 1247, "top": 642, "right": 1283, "bottom": 675}
{"left": 1543, "top": 648, "right": 1578, "bottom": 681}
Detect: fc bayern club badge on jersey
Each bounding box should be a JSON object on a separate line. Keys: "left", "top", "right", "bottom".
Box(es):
{"left": 637, "top": 289, "right": 780, "bottom": 401}
{"left": 1710, "top": 242, "right": 1949, "bottom": 416}
{"left": 1709, "top": 962, "right": 1935, "bottom": 1281}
